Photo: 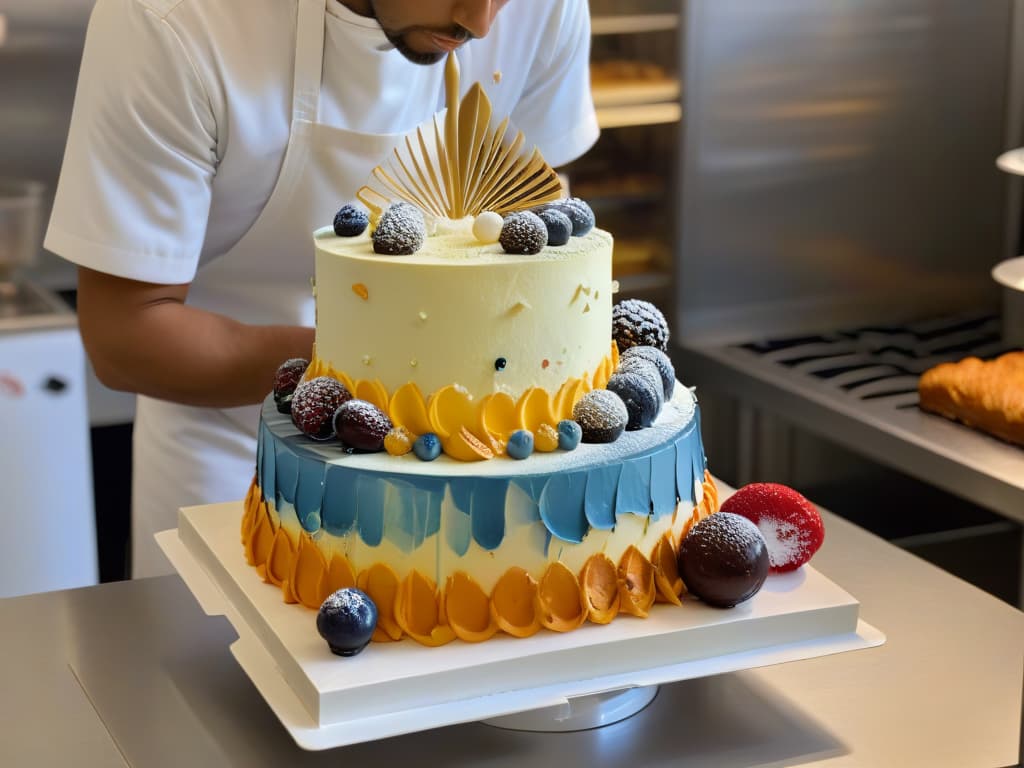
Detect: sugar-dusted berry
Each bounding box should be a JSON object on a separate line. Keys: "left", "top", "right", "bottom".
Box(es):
{"left": 572, "top": 390, "right": 628, "bottom": 443}
{"left": 719, "top": 483, "right": 825, "bottom": 573}
{"left": 317, "top": 587, "right": 378, "bottom": 657}
{"left": 506, "top": 429, "right": 535, "bottom": 459}
{"left": 291, "top": 376, "right": 352, "bottom": 440}
{"left": 546, "top": 197, "right": 595, "bottom": 236}
{"left": 536, "top": 208, "right": 572, "bottom": 246}
{"left": 333, "top": 204, "right": 369, "bottom": 237}
{"left": 273, "top": 357, "right": 309, "bottom": 402}
{"left": 557, "top": 419, "right": 582, "bottom": 450}
{"left": 373, "top": 202, "right": 426, "bottom": 255}
{"left": 384, "top": 426, "right": 414, "bottom": 456}
{"left": 499, "top": 211, "right": 548, "bottom": 255}
{"left": 534, "top": 423, "right": 560, "bottom": 452}
{"left": 619, "top": 345, "right": 675, "bottom": 400}
{"left": 606, "top": 369, "right": 663, "bottom": 430}
{"left": 612, "top": 298, "right": 670, "bottom": 353}
{"left": 333, "top": 399, "right": 392, "bottom": 452}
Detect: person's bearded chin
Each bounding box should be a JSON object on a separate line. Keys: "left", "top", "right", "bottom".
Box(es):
{"left": 371, "top": 3, "right": 474, "bottom": 65}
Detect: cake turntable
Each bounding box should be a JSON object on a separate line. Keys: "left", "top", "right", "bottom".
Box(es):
{"left": 157, "top": 492, "right": 884, "bottom": 751}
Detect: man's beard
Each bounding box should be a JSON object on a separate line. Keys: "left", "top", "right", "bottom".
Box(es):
{"left": 370, "top": 1, "right": 472, "bottom": 65}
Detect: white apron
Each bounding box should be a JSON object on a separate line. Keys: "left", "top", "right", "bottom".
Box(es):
{"left": 132, "top": 0, "right": 406, "bottom": 578}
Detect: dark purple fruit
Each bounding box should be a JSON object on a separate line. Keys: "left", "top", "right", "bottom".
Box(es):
{"left": 606, "top": 369, "right": 663, "bottom": 430}
{"left": 273, "top": 358, "right": 309, "bottom": 402}
{"left": 545, "top": 197, "right": 595, "bottom": 236}
{"left": 612, "top": 299, "right": 670, "bottom": 353}
{"left": 572, "top": 389, "right": 628, "bottom": 443}
{"left": 536, "top": 208, "right": 572, "bottom": 246}
{"left": 333, "top": 204, "right": 369, "bottom": 237}
{"left": 333, "top": 399, "right": 392, "bottom": 452}
{"left": 499, "top": 211, "right": 548, "bottom": 255}
{"left": 290, "top": 376, "right": 352, "bottom": 440}
{"left": 317, "top": 588, "right": 378, "bottom": 657}
{"left": 679, "top": 512, "right": 769, "bottom": 608}
{"left": 372, "top": 202, "right": 426, "bottom": 255}
{"left": 619, "top": 346, "right": 675, "bottom": 400}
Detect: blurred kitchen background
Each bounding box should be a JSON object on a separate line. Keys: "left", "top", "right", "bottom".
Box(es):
{"left": 2, "top": 0, "right": 1022, "bottom": 605}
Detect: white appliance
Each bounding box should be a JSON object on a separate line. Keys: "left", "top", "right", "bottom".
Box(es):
{"left": 0, "top": 281, "right": 97, "bottom": 597}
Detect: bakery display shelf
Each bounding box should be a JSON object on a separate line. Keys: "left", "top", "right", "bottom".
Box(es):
{"left": 157, "top": 501, "right": 882, "bottom": 751}
{"left": 591, "top": 79, "right": 680, "bottom": 109}
{"left": 596, "top": 102, "right": 682, "bottom": 129}
{"left": 590, "top": 13, "right": 680, "bottom": 36}
{"left": 679, "top": 312, "right": 1024, "bottom": 524}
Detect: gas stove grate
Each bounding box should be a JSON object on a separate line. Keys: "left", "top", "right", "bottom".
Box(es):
{"left": 734, "top": 311, "right": 1014, "bottom": 409}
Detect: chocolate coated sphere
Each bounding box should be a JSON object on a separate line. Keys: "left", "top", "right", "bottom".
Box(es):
{"left": 679, "top": 512, "right": 769, "bottom": 608}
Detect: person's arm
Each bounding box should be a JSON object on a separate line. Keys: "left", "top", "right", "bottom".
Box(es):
{"left": 77, "top": 267, "right": 313, "bottom": 407}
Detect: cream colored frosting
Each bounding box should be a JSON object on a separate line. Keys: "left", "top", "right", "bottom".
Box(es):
{"left": 313, "top": 218, "right": 614, "bottom": 401}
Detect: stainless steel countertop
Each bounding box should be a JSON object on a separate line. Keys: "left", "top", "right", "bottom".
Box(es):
{"left": 1, "top": 508, "right": 1021, "bottom": 767}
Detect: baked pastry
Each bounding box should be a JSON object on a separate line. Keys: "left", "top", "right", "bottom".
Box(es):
{"left": 918, "top": 351, "right": 1024, "bottom": 447}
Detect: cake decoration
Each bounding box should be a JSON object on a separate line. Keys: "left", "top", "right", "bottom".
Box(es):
{"left": 317, "top": 587, "right": 378, "bottom": 657}
{"left": 678, "top": 512, "right": 769, "bottom": 608}
{"left": 351, "top": 283, "right": 369, "bottom": 300}
{"left": 384, "top": 426, "right": 413, "bottom": 456}
{"left": 536, "top": 207, "right": 572, "bottom": 246}
{"left": 472, "top": 211, "right": 504, "bottom": 243}
{"left": 606, "top": 369, "right": 664, "bottom": 430}
{"left": 619, "top": 345, "right": 675, "bottom": 400}
{"left": 506, "top": 429, "right": 535, "bottom": 459}
{"left": 534, "top": 423, "right": 560, "bottom": 452}
{"left": 372, "top": 202, "right": 426, "bottom": 255}
{"left": 542, "top": 197, "right": 595, "bottom": 237}
{"left": 499, "top": 211, "right": 548, "bottom": 255}
{"left": 356, "top": 54, "right": 562, "bottom": 220}
{"left": 612, "top": 298, "right": 670, "bottom": 353}
{"left": 333, "top": 204, "right": 369, "bottom": 237}
{"left": 719, "top": 483, "right": 825, "bottom": 572}
{"left": 494, "top": 357, "right": 507, "bottom": 371}
{"left": 413, "top": 432, "right": 442, "bottom": 461}
{"left": 333, "top": 399, "right": 392, "bottom": 453}
{"left": 572, "top": 389, "right": 628, "bottom": 443}
{"left": 291, "top": 376, "right": 352, "bottom": 440}
{"left": 556, "top": 419, "right": 582, "bottom": 450}
{"left": 273, "top": 358, "right": 309, "bottom": 403}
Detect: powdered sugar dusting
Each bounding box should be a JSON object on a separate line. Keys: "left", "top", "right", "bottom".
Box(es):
{"left": 321, "top": 587, "right": 370, "bottom": 614}
{"left": 756, "top": 516, "right": 806, "bottom": 569}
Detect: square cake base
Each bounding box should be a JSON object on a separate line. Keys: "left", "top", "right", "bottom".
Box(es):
{"left": 157, "top": 501, "right": 883, "bottom": 751}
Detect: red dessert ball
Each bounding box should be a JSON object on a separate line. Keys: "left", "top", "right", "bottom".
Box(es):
{"left": 719, "top": 483, "right": 825, "bottom": 573}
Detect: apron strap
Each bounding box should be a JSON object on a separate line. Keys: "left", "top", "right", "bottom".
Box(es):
{"left": 293, "top": 0, "right": 327, "bottom": 122}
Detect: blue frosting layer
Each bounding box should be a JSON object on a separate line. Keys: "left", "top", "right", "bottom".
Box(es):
{"left": 257, "top": 395, "right": 707, "bottom": 553}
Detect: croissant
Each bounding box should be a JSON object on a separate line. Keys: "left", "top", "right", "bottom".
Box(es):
{"left": 918, "top": 351, "right": 1024, "bottom": 447}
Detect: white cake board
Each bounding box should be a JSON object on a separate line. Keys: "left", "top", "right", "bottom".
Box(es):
{"left": 157, "top": 502, "right": 884, "bottom": 751}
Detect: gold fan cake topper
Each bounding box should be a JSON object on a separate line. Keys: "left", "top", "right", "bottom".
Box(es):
{"left": 357, "top": 53, "right": 563, "bottom": 221}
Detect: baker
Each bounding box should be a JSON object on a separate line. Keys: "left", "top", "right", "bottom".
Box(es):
{"left": 45, "top": 0, "right": 598, "bottom": 578}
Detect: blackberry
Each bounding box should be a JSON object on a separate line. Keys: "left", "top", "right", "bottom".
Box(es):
{"left": 612, "top": 298, "right": 670, "bottom": 353}
{"left": 291, "top": 376, "right": 352, "bottom": 440}
{"left": 372, "top": 202, "right": 426, "bottom": 255}
{"left": 333, "top": 399, "right": 392, "bottom": 452}
{"left": 619, "top": 345, "right": 675, "bottom": 400}
{"left": 572, "top": 389, "right": 628, "bottom": 444}
{"left": 499, "top": 211, "right": 548, "bottom": 255}
{"left": 536, "top": 208, "right": 572, "bottom": 246}
{"left": 333, "top": 204, "right": 369, "bottom": 237}
{"left": 606, "top": 370, "right": 663, "bottom": 430}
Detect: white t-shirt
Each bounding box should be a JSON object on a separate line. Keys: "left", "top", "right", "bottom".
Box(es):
{"left": 45, "top": 0, "right": 599, "bottom": 286}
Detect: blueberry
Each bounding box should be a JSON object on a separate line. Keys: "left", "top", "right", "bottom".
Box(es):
{"left": 619, "top": 346, "right": 675, "bottom": 400}
{"left": 373, "top": 202, "right": 426, "bottom": 255}
{"left": 317, "top": 587, "right": 378, "bottom": 657}
{"left": 547, "top": 197, "right": 595, "bottom": 236}
{"left": 606, "top": 370, "right": 663, "bottom": 430}
{"left": 413, "top": 432, "right": 442, "bottom": 461}
{"left": 557, "top": 419, "right": 582, "bottom": 451}
{"left": 536, "top": 208, "right": 572, "bottom": 246}
{"left": 506, "top": 429, "right": 534, "bottom": 459}
{"left": 333, "top": 204, "right": 369, "bottom": 237}
{"left": 499, "top": 211, "right": 548, "bottom": 255}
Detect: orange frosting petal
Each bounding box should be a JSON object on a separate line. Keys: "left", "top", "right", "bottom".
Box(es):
{"left": 357, "top": 563, "right": 403, "bottom": 641}
{"left": 553, "top": 378, "right": 584, "bottom": 421}
{"left": 617, "top": 545, "right": 656, "bottom": 618}
{"left": 319, "top": 553, "right": 358, "bottom": 604}
{"left": 579, "top": 553, "right": 620, "bottom": 624}
{"left": 428, "top": 384, "right": 478, "bottom": 439}
{"left": 266, "top": 528, "right": 297, "bottom": 603}
{"left": 517, "top": 387, "right": 557, "bottom": 434}
{"left": 478, "top": 392, "right": 520, "bottom": 442}
{"left": 651, "top": 534, "right": 684, "bottom": 606}
{"left": 445, "top": 572, "right": 498, "bottom": 643}
{"left": 248, "top": 501, "right": 276, "bottom": 569}
{"left": 389, "top": 382, "right": 433, "bottom": 436}
{"left": 536, "top": 562, "right": 586, "bottom": 632}
{"left": 291, "top": 533, "right": 328, "bottom": 610}
{"left": 395, "top": 570, "right": 456, "bottom": 647}
{"left": 490, "top": 566, "right": 541, "bottom": 638}
{"left": 355, "top": 379, "right": 391, "bottom": 413}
